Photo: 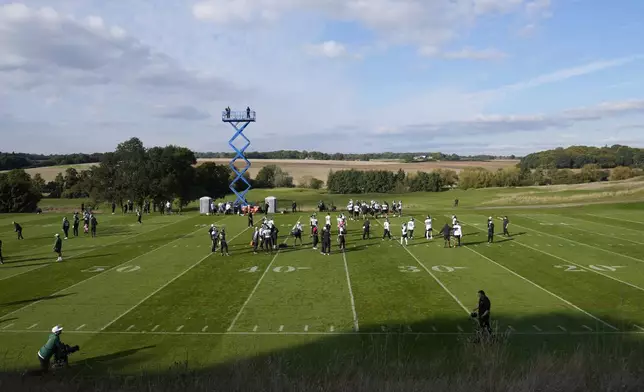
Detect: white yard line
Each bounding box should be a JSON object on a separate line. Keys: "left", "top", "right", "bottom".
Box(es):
{"left": 464, "top": 246, "right": 618, "bottom": 331}
{"left": 509, "top": 220, "right": 644, "bottom": 264}
{"left": 0, "top": 216, "right": 221, "bottom": 321}
{"left": 513, "top": 240, "right": 644, "bottom": 293}
{"left": 586, "top": 214, "right": 644, "bottom": 226}
{"left": 374, "top": 218, "right": 469, "bottom": 314}
{"left": 3, "top": 329, "right": 644, "bottom": 336}
{"left": 101, "top": 226, "right": 249, "bottom": 331}
{"left": 341, "top": 249, "right": 360, "bottom": 332}
{"left": 0, "top": 215, "right": 196, "bottom": 284}
{"left": 521, "top": 215, "right": 644, "bottom": 245}
{"left": 226, "top": 216, "right": 301, "bottom": 332}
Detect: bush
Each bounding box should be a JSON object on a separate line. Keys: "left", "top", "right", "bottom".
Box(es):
{"left": 0, "top": 169, "right": 42, "bottom": 212}
{"left": 308, "top": 177, "right": 324, "bottom": 189}
{"left": 610, "top": 166, "right": 634, "bottom": 181}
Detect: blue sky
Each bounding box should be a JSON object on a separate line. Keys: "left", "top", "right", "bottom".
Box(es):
{"left": 0, "top": 0, "right": 643, "bottom": 155}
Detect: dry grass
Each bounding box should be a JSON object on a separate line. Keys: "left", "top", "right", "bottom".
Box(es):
{"left": 2, "top": 339, "right": 643, "bottom": 392}
{"left": 197, "top": 158, "right": 519, "bottom": 185}
{"left": 483, "top": 185, "right": 644, "bottom": 206}
{"left": 16, "top": 159, "right": 519, "bottom": 185}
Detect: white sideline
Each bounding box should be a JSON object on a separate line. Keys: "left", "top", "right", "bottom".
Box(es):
{"left": 226, "top": 216, "right": 302, "bottom": 332}
{"left": 0, "top": 216, "right": 220, "bottom": 321}
{"left": 341, "top": 249, "right": 360, "bottom": 332}
{"left": 374, "top": 218, "right": 469, "bottom": 314}
{"left": 101, "top": 226, "right": 249, "bottom": 331}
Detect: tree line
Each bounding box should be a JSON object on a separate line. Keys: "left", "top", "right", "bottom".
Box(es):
{"left": 326, "top": 164, "right": 642, "bottom": 194}
{"left": 195, "top": 150, "right": 512, "bottom": 162}
{"left": 0, "top": 152, "right": 103, "bottom": 171}
{"left": 519, "top": 145, "right": 644, "bottom": 170}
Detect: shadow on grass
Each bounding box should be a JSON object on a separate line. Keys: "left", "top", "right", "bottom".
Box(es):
{"left": 1, "top": 294, "right": 75, "bottom": 308}
{"left": 3, "top": 311, "right": 644, "bottom": 391}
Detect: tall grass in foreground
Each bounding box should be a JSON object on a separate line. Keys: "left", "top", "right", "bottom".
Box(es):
{"left": 2, "top": 333, "right": 643, "bottom": 392}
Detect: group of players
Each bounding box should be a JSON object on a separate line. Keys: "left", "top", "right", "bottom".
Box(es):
{"left": 0, "top": 211, "right": 100, "bottom": 264}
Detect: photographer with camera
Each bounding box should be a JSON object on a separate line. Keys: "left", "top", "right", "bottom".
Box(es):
{"left": 471, "top": 290, "right": 492, "bottom": 336}
{"left": 37, "top": 325, "right": 79, "bottom": 373}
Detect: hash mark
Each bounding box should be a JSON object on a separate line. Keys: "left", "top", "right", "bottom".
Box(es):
{"left": 304, "top": 325, "right": 309, "bottom": 332}
{"left": 431, "top": 326, "right": 437, "bottom": 332}
{"left": 279, "top": 325, "right": 284, "bottom": 332}
{"left": 532, "top": 325, "right": 542, "bottom": 332}
{"left": 253, "top": 325, "right": 258, "bottom": 332}
{"left": 27, "top": 323, "right": 38, "bottom": 330}
{"left": 2, "top": 323, "right": 14, "bottom": 330}
{"left": 330, "top": 326, "right": 335, "bottom": 332}
{"left": 582, "top": 325, "right": 592, "bottom": 331}
{"left": 151, "top": 325, "right": 159, "bottom": 332}
{"left": 76, "top": 324, "right": 86, "bottom": 331}
{"left": 457, "top": 325, "right": 464, "bottom": 332}
{"left": 634, "top": 325, "right": 644, "bottom": 332}
{"left": 176, "top": 325, "right": 184, "bottom": 331}
{"left": 126, "top": 325, "right": 135, "bottom": 331}
{"left": 557, "top": 325, "right": 567, "bottom": 332}
{"left": 202, "top": 326, "right": 208, "bottom": 332}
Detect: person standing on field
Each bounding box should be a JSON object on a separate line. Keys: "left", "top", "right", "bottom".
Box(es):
{"left": 424, "top": 215, "right": 433, "bottom": 240}
{"left": 311, "top": 225, "right": 319, "bottom": 250}
{"left": 53, "top": 234, "right": 63, "bottom": 262}
{"left": 473, "top": 290, "right": 492, "bottom": 336}
{"left": 407, "top": 217, "right": 415, "bottom": 239}
{"left": 137, "top": 209, "right": 142, "bottom": 224}
{"left": 453, "top": 221, "right": 462, "bottom": 247}
{"left": 252, "top": 227, "right": 260, "bottom": 254}
{"left": 382, "top": 219, "right": 392, "bottom": 240}
{"left": 338, "top": 223, "right": 346, "bottom": 251}
{"left": 500, "top": 216, "right": 510, "bottom": 237}
{"left": 90, "top": 215, "right": 98, "bottom": 238}
{"left": 487, "top": 218, "right": 495, "bottom": 244}
{"left": 400, "top": 222, "right": 408, "bottom": 246}
{"left": 62, "top": 217, "right": 70, "bottom": 240}
{"left": 362, "top": 218, "right": 371, "bottom": 240}
{"left": 248, "top": 211, "right": 254, "bottom": 227}
{"left": 219, "top": 229, "right": 229, "bottom": 256}
{"left": 72, "top": 212, "right": 80, "bottom": 237}
{"left": 441, "top": 223, "right": 452, "bottom": 248}
{"left": 13, "top": 222, "right": 23, "bottom": 240}
{"left": 321, "top": 226, "right": 331, "bottom": 255}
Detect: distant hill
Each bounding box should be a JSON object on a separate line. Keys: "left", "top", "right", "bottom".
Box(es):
{"left": 0, "top": 152, "right": 103, "bottom": 171}
{"left": 519, "top": 145, "right": 644, "bottom": 169}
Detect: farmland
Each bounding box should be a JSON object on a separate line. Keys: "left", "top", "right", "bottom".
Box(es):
{"left": 15, "top": 158, "right": 520, "bottom": 185}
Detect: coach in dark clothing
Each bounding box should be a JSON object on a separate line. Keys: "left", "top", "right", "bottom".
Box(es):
{"left": 90, "top": 216, "right": 98, "bottom": 238}
{"left": 62, "top": 217, "right": 70, "bottom": 239}
{"left": 362, "top": 219, "right": 370, "bottom": 240}
{"left": 321, "top": 227, "right": 331, "bottom": 255}
{"left": 248, "top": 212, "right": 254, "bottom": 227}
{"left": 72, "top": 213, "right": 80, "bottom": 237}
{"left": 502, "top": 216, "right": 510, "bottom": 236}
{"left": 13, "top": 222, "right": 23, "bottom": 240}
{"left": 473, "top": 290, "right": 492, "bottom": 335}
{"left": 441, "top": 223, "right": 451, "bottom": 248}
{"left": 291, "top": 202, "right": 297, "bottom": 213}
{"left": 487, "top": 221, "right": 495, "bottom": 243}
{"left": 111, "top": 202, "right": 116, "bottom": 214}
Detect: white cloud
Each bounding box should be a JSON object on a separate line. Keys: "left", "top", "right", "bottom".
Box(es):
{"left": 193, "top": 0, "right": 550, "bottom": 55}
{"left": 442, "top": 48, "right": 508, "bottom": 60}
{"left": 305, "top": 41, "right": 351, "bottom": 59}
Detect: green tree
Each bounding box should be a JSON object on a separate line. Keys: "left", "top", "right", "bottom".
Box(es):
{"left": 308, "top": 177, "right": 324, "bottom": 189}
{"left": 580, "top": 163, "right": 601, "bottom": 183}
{"left": 0, "top": 169, "right": 42, "bottom": 212}
{"left": 610, "top": 166, "right": 633, "bottom": 181}
{"left": 31, "top": 173, "right": 46, "bottom": 194}
{"left": 195, "top": 162, "right": 231, "bottom": 199}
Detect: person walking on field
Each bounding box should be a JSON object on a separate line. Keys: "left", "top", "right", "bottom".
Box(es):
{"left": 54, "top": 234, "right": 63, "bottom": 262}
{"left": 13, "top": 222, "right": 23, "bottom": 240}
{"left": 62, "top": 217, "right": 70, "bottom": 239}
{"left": 219, "top": 229, "right": 229, "bottom": 256}
{"left": 90, "top": 215, "right": 98, "bottom": 238}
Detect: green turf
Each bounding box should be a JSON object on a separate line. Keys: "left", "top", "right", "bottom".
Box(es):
{"left": 1, "top": 190, "right": 644, "bottom": 376}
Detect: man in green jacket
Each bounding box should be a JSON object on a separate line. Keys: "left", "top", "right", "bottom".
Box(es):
{"left": 38, "top": 326, "right": 64, "bottom": 373}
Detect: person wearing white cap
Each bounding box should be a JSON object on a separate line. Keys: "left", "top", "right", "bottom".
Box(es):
{"left": 53, "top": 234, "right": 63, "bottom": 262}
{"left": 37, "top": 325, "right": 64, "bottom": 373}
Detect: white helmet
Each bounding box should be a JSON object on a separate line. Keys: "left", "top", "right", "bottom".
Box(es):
{"left": 52, "top": 325, "right": 63, "bottom": 334}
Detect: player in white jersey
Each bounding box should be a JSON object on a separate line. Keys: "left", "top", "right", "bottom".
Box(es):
{"left": 400, "top": 222, "right": 408, "bottom": 245}
{"left": 353, "top": 204, "right": 360, "bottom": 220}
{"left": 407, "top": 218, "right": 415, "bottom": 239}
{"left": 452, "top": 215, "right": 458, "bottom": 226}
{"left": 453, "top": 221, "right": 462, "bottom": 247}
{"left": 325, "top": 213, "right": 331, "bottom": 227}
{"left": 424, "top": 216, "right": 433, "bottom": 240}
{"left": 382, "top": 219, "right": 391, "bottom": 240}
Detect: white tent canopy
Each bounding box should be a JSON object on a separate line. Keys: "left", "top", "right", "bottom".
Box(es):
{"left": 265, "top": 196, "right": 277, "bottom": 214}
{"left": 199, "top": 196, "right": 213, "bottom": 215}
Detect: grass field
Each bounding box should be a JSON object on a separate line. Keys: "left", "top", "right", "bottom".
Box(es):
{"left": 1, "top": 190, "right": 644, "bottom": 390}
{"left": 13, "top": 158, "right": 519, "bottom": 185}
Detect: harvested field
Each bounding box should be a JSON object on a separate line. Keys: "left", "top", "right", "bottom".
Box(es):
{"left": 197, "top": 158, "right": 519, "bottom": 185}
{"left": 16, "top": 159, "right": 519, "bottom": 185}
